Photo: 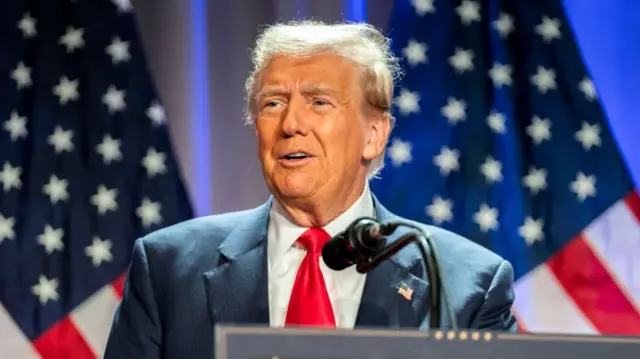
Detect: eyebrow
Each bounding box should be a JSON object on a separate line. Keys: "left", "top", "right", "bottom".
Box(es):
{"left": 256, "top": 85, "right": 288, "bottom": 100}
{"left": 256, "top": 84, "right": 338, "bottom": 100}
{"left": 299, "top": 84, "right": 337, "bottom": 97}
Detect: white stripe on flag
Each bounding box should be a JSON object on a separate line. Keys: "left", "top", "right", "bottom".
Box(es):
{"left": 70, "top": 283, "right": 121, "bottom": 357}
{"left": 583, "top": 198, "right": 640, "bottom": 309}
{"left": 513, "top": 263, "right": 597, "bottom": 334}
{"left": 0, "top": 302, "right": 41, "bottom": 359}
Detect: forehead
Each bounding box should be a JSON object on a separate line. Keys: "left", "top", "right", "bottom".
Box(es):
{"left": 257, "top": 52, "right": 361, "bottom": 93}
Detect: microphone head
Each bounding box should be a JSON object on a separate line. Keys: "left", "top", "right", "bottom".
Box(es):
{"left": 322, "top": 217, "right": 387, "bottom": 271}
{"left": 322, "top": 232, "right": 353, "bottom": 271}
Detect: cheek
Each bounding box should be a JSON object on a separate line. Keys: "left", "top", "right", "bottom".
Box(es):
{"left": 255, "top": 124, "right": 280, "bottom": 168}
{"left": 320, "top": 120, "right": 366, "bottom": 162}
{"left": 256, "top": 121, "right": 276, "bottom": 146}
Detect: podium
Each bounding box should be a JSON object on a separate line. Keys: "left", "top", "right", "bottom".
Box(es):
{"left": 215, "top": 325, "right": 639, "bottom": 359}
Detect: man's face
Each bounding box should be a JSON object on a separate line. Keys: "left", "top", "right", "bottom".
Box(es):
{"left": 254, "top": 52, "right": 388, "bottom": 206}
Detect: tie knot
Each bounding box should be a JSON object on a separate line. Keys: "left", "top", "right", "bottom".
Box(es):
{"left": 296, "top": 228, "right": 330, "bottom": 254}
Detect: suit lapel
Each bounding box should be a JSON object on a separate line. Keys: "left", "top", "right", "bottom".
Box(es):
{"left": 203, "top": 200, "right": 272, "bottom": 325}
{"left": 354, "top": 197, "right": 431, "bottom": 330}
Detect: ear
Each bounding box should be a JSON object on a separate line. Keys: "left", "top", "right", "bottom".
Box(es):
{"left": 362, "top": 114, "right": 391, "bottom": 161}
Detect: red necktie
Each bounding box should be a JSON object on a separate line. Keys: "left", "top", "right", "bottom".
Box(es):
{"left": 284, "top": 227, "right": 336, "bottom": 328}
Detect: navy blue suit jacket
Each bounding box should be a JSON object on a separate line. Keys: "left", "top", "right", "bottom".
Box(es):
{"left": 103, "top": 196, "right": 517, "bottom": 359}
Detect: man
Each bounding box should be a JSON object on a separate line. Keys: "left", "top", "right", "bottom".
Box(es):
{"left": 103, "top": 20, "right": 517, "bottom": 359}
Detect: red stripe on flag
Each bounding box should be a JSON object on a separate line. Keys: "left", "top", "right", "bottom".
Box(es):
{"left": 511, "top": 310, "right": 529, "bottom": 333}
{"left": 34, "top": 316, "right": 96, "bottom": 359}
{"left": 624, "top": 190, "right": 640, "bottom": 224}
{"left": 547, "top": 234, "right": 640, "bottom": 335}
{"left": 111, "top": 273, "right": 126, "bottom": 299}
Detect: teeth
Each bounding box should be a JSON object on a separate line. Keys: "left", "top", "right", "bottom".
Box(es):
{"left": 286, "top": 152, "right": 308, "bottom": 159}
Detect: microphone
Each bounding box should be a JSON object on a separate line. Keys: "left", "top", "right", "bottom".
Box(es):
{"left": 321, "top": 217, "right": 399, "bottom": 271}
{"left": 321, "top": 217, "right": 458, "bottom": 331}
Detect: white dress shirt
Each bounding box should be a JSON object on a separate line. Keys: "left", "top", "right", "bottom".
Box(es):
{"left": 267, "top": 182, "right": 375, "bottom": 329}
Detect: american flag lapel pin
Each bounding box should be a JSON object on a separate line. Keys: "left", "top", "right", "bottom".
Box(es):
{"left": 397, "top": 282, "right": 413, "bottom": 301}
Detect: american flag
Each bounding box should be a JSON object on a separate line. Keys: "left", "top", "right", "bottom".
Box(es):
{"left": 371, "top": 0, "right": 640, "bottom": 335}
{"left": 0, "top": 1, "right": 194, "bottom": 357}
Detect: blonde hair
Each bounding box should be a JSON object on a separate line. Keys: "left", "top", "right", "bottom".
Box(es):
{"left": 244, "top": 19, "right": 402, "bottom": 178}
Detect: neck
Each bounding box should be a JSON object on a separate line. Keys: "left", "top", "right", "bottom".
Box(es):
{"left": 276, "top": 178, "right": 367, "bottom": 228}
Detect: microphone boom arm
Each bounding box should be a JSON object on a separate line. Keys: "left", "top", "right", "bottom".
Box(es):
{"left": 355, "top": 224, "right": 458, "bottom": 331}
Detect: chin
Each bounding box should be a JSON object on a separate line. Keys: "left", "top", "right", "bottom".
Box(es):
{"left": 272, "top": 173, "right": 320, "bottom": 200}
{"left": 276, "top": 184, "right": 317, "bottom": 200}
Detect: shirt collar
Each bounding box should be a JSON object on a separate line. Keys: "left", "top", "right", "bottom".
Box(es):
{"left": 267, "top": 181, "right": 376, "bottom": 266}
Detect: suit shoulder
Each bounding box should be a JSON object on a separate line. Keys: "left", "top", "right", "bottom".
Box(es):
{"left": 425, "top": 225, "right": 506, "bottom": 265}
{"left": 393, "top": 216, "right": 507, "bottom": 271}
{"left": 137, "top": 205, "right": 266, "bottom": 253}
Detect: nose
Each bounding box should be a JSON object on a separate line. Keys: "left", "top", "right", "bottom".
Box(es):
{"left": 280, "top": 96, "right": 309, "bottom": 137}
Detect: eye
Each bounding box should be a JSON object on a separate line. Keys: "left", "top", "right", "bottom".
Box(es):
{"left": 263, "top": 100, "right": 282, "bottom": 109}
{"left": 312, "top": 99, "right": 330, "bottom": 106}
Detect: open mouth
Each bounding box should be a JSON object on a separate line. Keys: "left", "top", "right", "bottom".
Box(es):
{"left": 282, "top": 152, "right": 311, "bottom": 160}
{"left": 278, "top": 151, "right": 314, "bottom": 165}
